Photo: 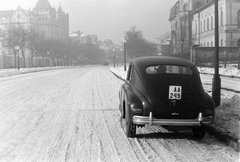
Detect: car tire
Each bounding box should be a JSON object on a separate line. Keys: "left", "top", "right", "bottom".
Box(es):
{"left": 125, "top": 121, "right": 136, "bottom": 138}
{"left": 192, "top": 126, "right": 205, "bottom": 139}
{"left": 121, "top": 117, "right": 136, "bottom": 138}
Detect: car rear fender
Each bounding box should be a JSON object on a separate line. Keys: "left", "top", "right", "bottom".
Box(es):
{"left": 124, "top": 89, "right": 144, "bottom": 123}
{"left": 203, "top": 92, "right": 215, "bottom": 122}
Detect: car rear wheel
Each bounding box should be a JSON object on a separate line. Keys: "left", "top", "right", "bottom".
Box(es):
{"left": 121, "top": 117, "right": 136, "bottom": 137}
{"left": 192, "top": 126, "right": 205, "bottom": 139}
{"left": 125, "top": 121, "right": 136, "bottom": 138}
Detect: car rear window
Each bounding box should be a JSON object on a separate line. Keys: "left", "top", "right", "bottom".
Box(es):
{"left": 146, "top": 65, "right": 192, "bottom": 75}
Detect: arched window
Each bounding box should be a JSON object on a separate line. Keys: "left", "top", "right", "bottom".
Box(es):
{"left": 195, "top": 20, "right": 197, "bottom": 34}
{"left": 207, "top": 18, "right": 209, "bottom": 31}
{"left": 201, "top": 21, "right": 202, "bottom": 33}
{"left": 204, "top": 20, "right": 206, "bottom": 32}
{"left": 238, "top": 10, "right": 240, "bottom": 29}
{"left": 220, "top": 8, "right": 223, "bottom": 26}
{"left": 211, "top": 16, "right": 213, "bottom": 30}
{"left": 183, "top": 4, "right": 188, "bottom": 11}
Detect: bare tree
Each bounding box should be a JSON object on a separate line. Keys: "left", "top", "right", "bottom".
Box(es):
{"left": 27, "top": 27, "right": 44, "bottom": 67}
{"left": 125, "top": 26, "right": 157, "bottom": 59}
{"left": 3, "top": 24, "right": 28, "bottom": 69}
{"left": 158, "top": 32, "right": 174, "bottom": 55}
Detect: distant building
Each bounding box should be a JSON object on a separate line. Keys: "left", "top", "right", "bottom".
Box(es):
{"left": 169, "top": 0, "right": 191, "bottom": 57}
{"left": 69, "top": 31, "right": 99, "bottom": 44}
{"left": 0, "top": 6, "right": 37, "bottom": 56}
{"left": 169, "top": 0, "right": 240, "bottom": 61}
{"left": 32, "top": 0, "right": 69, "bottom": 40}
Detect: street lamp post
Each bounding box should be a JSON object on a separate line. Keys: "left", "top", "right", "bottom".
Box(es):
{"left": 212, "top": 0, "right": 221, "bottom": 107}
{"left": 17, "top": 46, "right": 20, "bottom": 70}
{"left": 113, "top": 48, "right": 115, "bottom": 68}
{"left": 64, "top": 55, "right": 66, "bottom": 66}
{"left": 116, "top": 56, "right": 118, "bottom": 67}
{"left": 123, "top": 37, "right": 127, "bottom": 71}
{"left": 35, "top": 49, "right": 38, "bottom": 68}
{"left": 56, "top": 53, "right": 58, "bottom": 67}
{"left": 47, "top": 52, "right": 49, "bottom": 67}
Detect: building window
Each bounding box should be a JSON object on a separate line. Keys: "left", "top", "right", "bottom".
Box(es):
{"left": 221, "top": 39, "right": 223, "bottom": 46}
{"left": 207, "top": 18, "right": 209, "bottom": 31}
{"left": 201, "top": 21, "right": 202, "bottom": 33}
{"left": 204, "top": 20, "right": 206, "bottom": 32}
{"left": 183, "top": 3, "right": 188, "bottom": 11}
{"left": 207, "top": 42, "right": 209, "bottom": 47}
{"left": 220, "top": 7, "right": 223, "bottom": 26}
{"left": 238, "top": 10, "right": 240, "bottom": 29}
{"left": 195, "top": 20, "right": 197, "bottom": 34}
{"left": 238, "top": 39, "right": 240, "bottom": 46}
{"left": 211, "top": 41, "right": 213, "bottom": 46}
{"left": 211, "top": 16, "right": 213, "bottom": 30}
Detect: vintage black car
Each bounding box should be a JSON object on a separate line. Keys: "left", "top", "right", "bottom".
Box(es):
{"left": 119, "top": 56, "right": 215, "bottom": 138}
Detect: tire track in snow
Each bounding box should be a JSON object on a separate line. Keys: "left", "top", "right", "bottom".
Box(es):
{"left": 93, "top": 71, "right": 146, "bottom": 162}
{"left": 0, "top": 67, "right": 239, "bottom": 161}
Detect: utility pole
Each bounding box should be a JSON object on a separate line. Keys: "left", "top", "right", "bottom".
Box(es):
{"left": 212, "top": 0, "right": 221, "bottom": 107}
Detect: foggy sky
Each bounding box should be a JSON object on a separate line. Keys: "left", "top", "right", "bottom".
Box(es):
{"left": 0, "top": 0, "right": 177, "bottom": 44}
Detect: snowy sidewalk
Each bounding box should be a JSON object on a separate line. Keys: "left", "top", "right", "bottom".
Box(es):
{"left": 110, "top": 66, "right": 240, "bottom": 152}
{"left": 0, "top": 66, "right": 69, "bottom": 77}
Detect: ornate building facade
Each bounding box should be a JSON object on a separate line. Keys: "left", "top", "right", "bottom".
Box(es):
{"left": 191, "top": 0, "right": 240, "bottom": 47}
{"left": 32, "top": 0, "right": 69, "bottom": 40}
{"left": 0, "top": 0, "right": 69, "bottom": 68}
{"left": 169, "top": 0, "right": 240, "bottom": 63}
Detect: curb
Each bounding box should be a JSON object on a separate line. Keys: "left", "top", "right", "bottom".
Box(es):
{"left": 205, "top": 126, "right": 240, "bottom": 152}
{"left": 0, "top": 67, "right": 70, "bottom": 77}
{"left": 110, "top": 69, "right": 240, "bottom": 152}
{"left": 110, "top": 70, "right": 125, "bottom": 82}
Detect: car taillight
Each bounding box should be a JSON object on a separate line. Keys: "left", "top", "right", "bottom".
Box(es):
{"left": 131, "top": 104, "right": 143, "bottom": 113}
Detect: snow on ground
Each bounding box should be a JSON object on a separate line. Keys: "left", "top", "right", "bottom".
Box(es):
{"left": 0, "top": 66, "right": 239, "bottom": 140}
{"left": 110, "top": 66, "right": 240, "bottom": 140}
{"left": 0, "top": 67, "right": 69, "bottom": 77}
{"left": 198, "top": 66, "right": 240, "bottom": 78}
{"left": 0, "top": 66, "right": 239, "bottom": 161}
{"left": 213, "top": 95, "right": 240, "bottom": 139}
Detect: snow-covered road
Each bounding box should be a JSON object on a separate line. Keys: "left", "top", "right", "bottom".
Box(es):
{"left": 200, "top": 74, "right": 240, "bottom": 98}
{"left": 0, "top": 66, "right": 239, "bottom": 162}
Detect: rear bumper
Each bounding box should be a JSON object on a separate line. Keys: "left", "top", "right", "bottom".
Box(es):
{"left": 133, "top": 112, "right": 213, "bottom": 126}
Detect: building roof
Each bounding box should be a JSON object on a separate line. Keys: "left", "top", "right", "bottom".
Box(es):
{"left": 35, "top": 0, "right": 52, "bottom": 9}
{"left": 57, "top": 3, "right": 63, "bottom": 13}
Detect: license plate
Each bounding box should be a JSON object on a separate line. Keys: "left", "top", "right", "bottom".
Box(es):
{"left": 169, "top": 86, "right": 182, "bottom": 100}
